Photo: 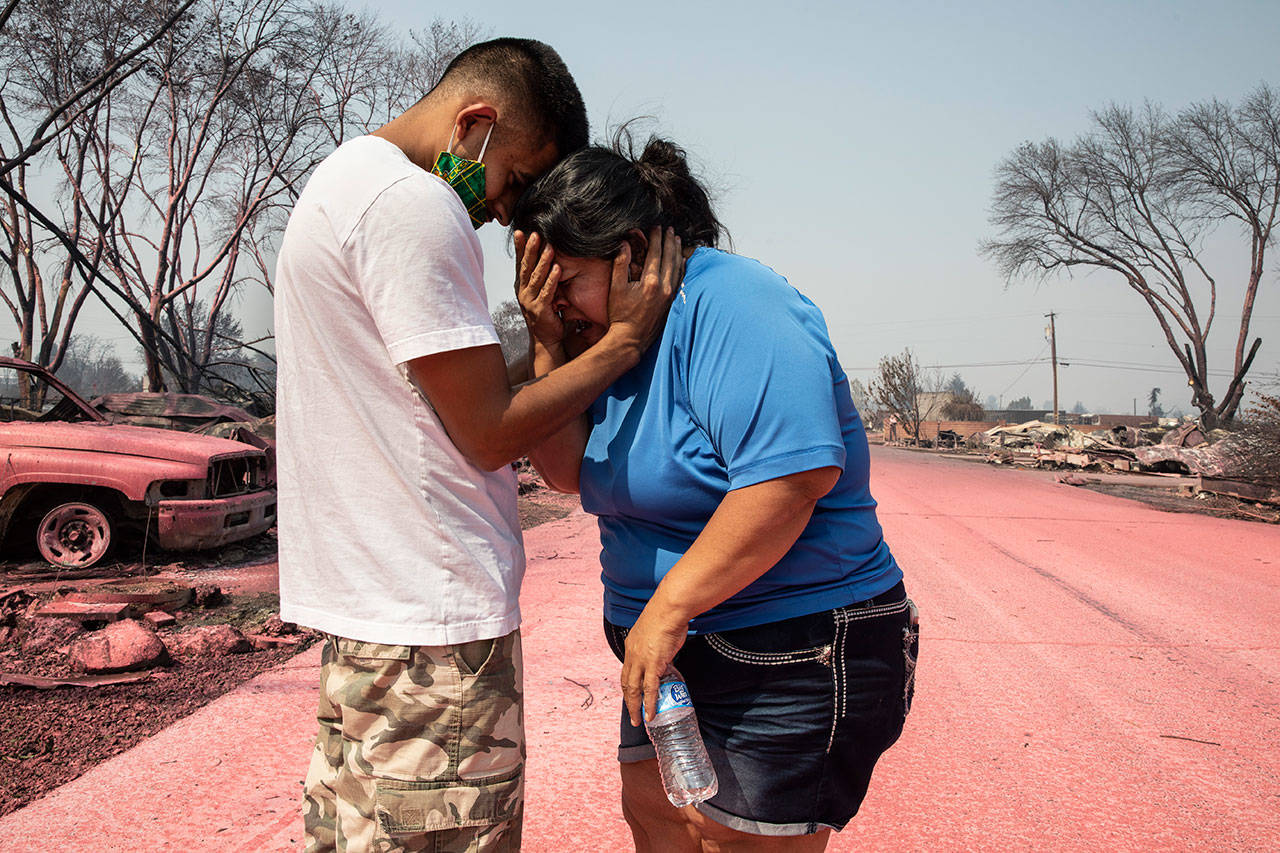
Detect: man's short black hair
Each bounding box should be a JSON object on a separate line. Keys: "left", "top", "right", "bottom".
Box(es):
{"left": 436, "top": 38, "right": 588, "bottom": 157}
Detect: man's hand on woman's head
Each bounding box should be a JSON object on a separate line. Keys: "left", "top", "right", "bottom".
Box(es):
{"left": 605, "top": 226, "right": 682, "bottom": 354}
{"left": 514, "top": 230, "right": 565, "bottom": 348}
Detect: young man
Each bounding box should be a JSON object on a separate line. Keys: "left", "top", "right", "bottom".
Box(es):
{"left": 273, "top": 39, "right": 677, "bottom": 851}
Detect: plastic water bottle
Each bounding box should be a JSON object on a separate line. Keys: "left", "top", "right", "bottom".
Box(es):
{"left": 645, "top": 667, "right": 718, "bottom": 807}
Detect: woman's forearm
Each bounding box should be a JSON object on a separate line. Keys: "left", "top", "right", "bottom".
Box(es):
{"left": 647, "top": 466, "right": 842, "bottom": 623}
{"left": 619, "top": 465, "right": 841, "bottom": 723}
{"left": 526, "top": 337, "right": 589, "bottom": 493}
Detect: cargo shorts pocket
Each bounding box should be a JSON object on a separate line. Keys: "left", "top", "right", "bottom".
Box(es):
{"left": 374, "top": 765, "right": 523, "bottom": 836}
{"left": 335, "top": 638, "right": 412, "bottom": 661}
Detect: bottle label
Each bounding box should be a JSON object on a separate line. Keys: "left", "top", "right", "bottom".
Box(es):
{"left": 652, "top": 680, "right": 693, "bottom": 715}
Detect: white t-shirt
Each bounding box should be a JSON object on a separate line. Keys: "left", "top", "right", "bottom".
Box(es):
{"left": 274, "top": 135, "right": 523, "bottom": 646}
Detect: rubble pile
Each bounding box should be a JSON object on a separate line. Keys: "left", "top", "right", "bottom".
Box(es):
{"left": 0, "top": 582, "right": 307, "bottom": 689}
{"left": 979, "top": 418, "right": 1280, "bottom": 507}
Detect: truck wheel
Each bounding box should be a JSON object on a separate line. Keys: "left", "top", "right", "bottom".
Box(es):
{"left": 36, "top": 502, "right": 113, "bottom": 569}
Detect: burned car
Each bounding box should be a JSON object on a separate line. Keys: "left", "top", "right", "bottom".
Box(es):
{"left": 0, "top": 357, "right": 276, "bottom": 569}
{"left": 90, "top": 391, "right": 277, "bottom": 483}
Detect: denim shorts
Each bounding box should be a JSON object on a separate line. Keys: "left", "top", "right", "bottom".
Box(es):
{"left": 604, "top": 582, "right": 918, "bottom": 836}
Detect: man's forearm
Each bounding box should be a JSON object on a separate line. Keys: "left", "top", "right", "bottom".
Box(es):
{"left": 409, "top": 331, "right": 642, "bottom": 472}
{"left": 420, "top": 224, "right": 679, "bottom": 472}
{"left": 493, "top": 334, "right": 637, "bottom": 468}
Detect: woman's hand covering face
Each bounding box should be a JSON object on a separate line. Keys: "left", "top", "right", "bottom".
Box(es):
{"left": 514, "top": 230, "right": 565, "bottom": 348}
{"left": 515, "top": 226, "right": 683, "bottom": 356}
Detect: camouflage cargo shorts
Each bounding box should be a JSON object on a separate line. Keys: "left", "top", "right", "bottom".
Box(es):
{"left": 303, "top": 629, "right": 524, "bottom": 853}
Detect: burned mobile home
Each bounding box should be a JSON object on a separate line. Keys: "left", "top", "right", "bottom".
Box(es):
{"left": 0, "top": 357, "right": 276, "bottom": 569}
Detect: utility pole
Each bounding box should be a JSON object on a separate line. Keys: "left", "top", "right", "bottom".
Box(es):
{"left": 1045, "top": 312, "right": 1059, "bottom": 424}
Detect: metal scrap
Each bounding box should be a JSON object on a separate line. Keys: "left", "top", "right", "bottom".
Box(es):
{"left": 0, "top": 670, "right": 155, "bottom": 689}
{"left": 90, "top": 392, "right": 256, "bottom": 432}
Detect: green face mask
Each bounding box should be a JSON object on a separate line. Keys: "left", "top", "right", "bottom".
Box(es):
{"left": 431, "top": 123, "right": 494, "bottom": 229}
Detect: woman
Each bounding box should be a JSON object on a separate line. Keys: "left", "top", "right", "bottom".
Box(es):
{"left": 511, "top": 133, "right": 917, "bottom": 851}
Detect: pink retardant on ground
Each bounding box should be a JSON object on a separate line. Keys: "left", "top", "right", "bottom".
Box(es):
{"left": 847, "top": 449, "right": 1280, "bottom": 851}
{"left": 519, "top": 509, "right": 634, "bottom": 850}
{"left": 2, "top": 446, "right": 1278, "bottom": 850}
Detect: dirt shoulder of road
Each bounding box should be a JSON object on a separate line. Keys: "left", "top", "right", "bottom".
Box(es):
{"left": 1077, "top": 481, "right": 1280, "bottom": 523}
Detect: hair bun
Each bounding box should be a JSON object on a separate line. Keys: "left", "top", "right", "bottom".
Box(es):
{"left": 635, "top": 138, "right": 688, "bottom": 188}
{"left": 626, "top": 135, "right": 723, "bottom": 248}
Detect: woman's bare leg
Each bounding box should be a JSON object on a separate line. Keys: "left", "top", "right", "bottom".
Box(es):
{"left": 620, "top": 759, "right": 701, "bottom": 852}
{"left": 619, "top": 759, "right": 831, "bottom": 852}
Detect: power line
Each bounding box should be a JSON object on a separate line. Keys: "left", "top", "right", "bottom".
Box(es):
{"left": 994, "top": 344, "right": 1050, "bottom": 400}
{"left": 1062, "top": 355, "right": 1241, "bottom": 372}
{"left": 846, "top": 353, "right": 1255, "bottom": 378}
{"left": 1061, "top": 359, "right": 1240, "bottom": 378}
{"left": 844, "top": 359, "right": 1049, "bottom": 372}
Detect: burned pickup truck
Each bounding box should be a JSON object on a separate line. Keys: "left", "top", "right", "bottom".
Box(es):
{"left": 1, "top": 357, "right": 276, "bottom": 569}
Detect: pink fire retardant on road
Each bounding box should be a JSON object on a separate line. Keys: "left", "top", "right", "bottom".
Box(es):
{"left": 2, "top": 446, "right": 1278, "bottom": 851}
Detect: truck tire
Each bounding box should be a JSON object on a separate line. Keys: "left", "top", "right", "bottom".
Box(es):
{"left": 36, "top": 501, "right": 113, "bottom": 569}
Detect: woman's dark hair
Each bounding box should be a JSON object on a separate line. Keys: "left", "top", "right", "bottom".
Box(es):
{"left": 511, "top": 126, "right": 726, "bottom": 258}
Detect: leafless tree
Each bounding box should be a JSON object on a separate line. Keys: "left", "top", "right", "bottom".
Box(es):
{"left": 868, "top": 349, "right": 929, "bottom": 442}
{"left": 982, "top": 86, "right": 1280, "bottom": 429}
{"left": 0, "top": 1, "right": 197, "bottom": 376}
{"left": 0, "top": 0, "right": 199, "bottom": 179}
{"left": 55, "top": 333, "right": 136, "bottom": 396}
{"left": 2, "top": 0, "right": 479, "bottom": 394}
{"left": 848, "top": 377, "right": 874, "bottom": 423}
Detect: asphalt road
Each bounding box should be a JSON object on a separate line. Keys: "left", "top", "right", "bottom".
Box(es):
{"left": 836, "top": 446, "right": 1280, "bottom": 851}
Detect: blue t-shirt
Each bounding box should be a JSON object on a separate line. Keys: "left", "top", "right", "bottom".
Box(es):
{"left": 581, "top": 247, "right": 901, "bottom": 633}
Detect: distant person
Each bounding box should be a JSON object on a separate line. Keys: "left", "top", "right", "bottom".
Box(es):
{"left": 273, "top": 41, "right": 679, "bottom": 852}
{"left": 511, "top": 131, "right": 918, "bottom": 851}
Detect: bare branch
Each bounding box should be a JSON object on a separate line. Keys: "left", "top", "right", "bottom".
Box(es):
{"left": 982, "top": 85, "right": 1280, "bottom": 427}
{"left": 0, "top": 0, "right": 201, "bottom": 178}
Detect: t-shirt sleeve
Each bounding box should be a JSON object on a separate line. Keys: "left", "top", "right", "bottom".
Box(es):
{"left": 344, "top": 176, "right": 497, "bottom": 365}
{"left": 680, "top": 277, "right": 847, "bottom": 490}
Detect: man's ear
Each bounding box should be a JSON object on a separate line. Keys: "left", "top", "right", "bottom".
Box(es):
{"left": 452, "top": 103, "right": 498, "bottom": 155}
{"left": 625, "top": 229, "right": 648, "bottom": 279}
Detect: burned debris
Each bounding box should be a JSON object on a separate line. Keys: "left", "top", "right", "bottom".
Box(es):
{"left": 0, "top": 578, "right": 310, "bottom": 689}
{"left": 881, "top": 414, "right": 1280, "bottom": 514}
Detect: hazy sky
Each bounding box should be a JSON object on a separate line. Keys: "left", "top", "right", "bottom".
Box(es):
{"left": 87, "top": 0, "right": 1280, "bottom": 413}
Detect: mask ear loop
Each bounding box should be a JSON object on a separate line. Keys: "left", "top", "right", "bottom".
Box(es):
{"left": 446, "top": 122, "right": 495, "bottom": 162}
